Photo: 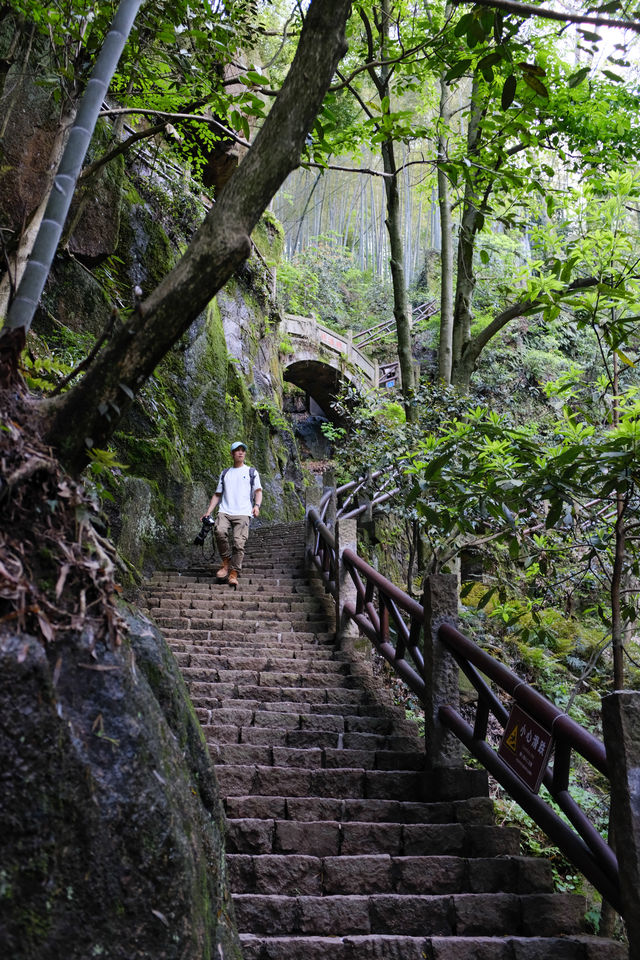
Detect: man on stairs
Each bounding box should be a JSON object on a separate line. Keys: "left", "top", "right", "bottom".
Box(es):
{"left": 202, "top": 441, "right": 262, "bottom": 588}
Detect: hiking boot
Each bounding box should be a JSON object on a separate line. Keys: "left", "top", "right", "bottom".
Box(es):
{"left": 228, "top": 569, "right": 239, "bottom": 589}
{"left": 216, "top": 557, "right": 230, "bottom": 580}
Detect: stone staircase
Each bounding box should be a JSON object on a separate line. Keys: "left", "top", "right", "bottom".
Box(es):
{"left": 142, "top": 522, "right": 626, "bottom": 960}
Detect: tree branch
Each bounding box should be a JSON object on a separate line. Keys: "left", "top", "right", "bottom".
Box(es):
{"left": 454, "top": 0, "right": 640, "bottom": 34}
{"left": 98, "top": 108, "right": 252, "bottom": 149}
{"left": 462, "top": 276, "right": 600, "bottom": 370}
{"left": 79, "top": 121, "right": 168, "bottom": 182}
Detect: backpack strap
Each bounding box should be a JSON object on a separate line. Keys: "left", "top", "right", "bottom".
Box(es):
{"left": 220, "top": 467, "right": 230, "bottom": 496}
{"left": 220, "top": 466, "right": 256, "bottom": 500}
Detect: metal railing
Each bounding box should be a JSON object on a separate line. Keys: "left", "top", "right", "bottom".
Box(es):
{"left": 305, "top": 493, "right": 621, "bottom": 913}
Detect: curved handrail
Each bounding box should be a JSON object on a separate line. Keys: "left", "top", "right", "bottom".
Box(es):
{"left": 306, "top": 498, "right": 621, "bottom": 912}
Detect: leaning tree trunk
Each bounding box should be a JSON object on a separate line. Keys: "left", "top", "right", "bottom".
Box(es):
{"left": 40, "top": 0, "right": 352, "bottom": 474}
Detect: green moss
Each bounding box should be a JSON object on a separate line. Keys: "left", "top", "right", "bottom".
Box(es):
{"left": 252, "top": 210, "right": 285, "bottom": 265}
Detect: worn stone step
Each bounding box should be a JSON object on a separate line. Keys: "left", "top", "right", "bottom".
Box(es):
{"left": 231, "top": 892, "right": 585, "bottom": 937}
{"left": 181, "top": 667, "right": 358, "bottom": 690}
{"left": 187, "top": 682, "right": 367, "bottom": 706}
{"left": 195, "top": 706, "right": 414, "bottom": 734}
{"left": 165, "top": 628, "right": 335, "bottom": 645}
{"left": 174, "top": 647, "right": 344, "bottom": 676}
{"left": 238, "top": 934, "right": 626, "bottom": 960}
{"left": 202, "top": 724, "right": 422, "bottom": 752}
{"left": 153, "top": 615, "right": 329, "bottom": 633}
{"left": 173, "top": 652, "right": 348, "bottom": 673}
{"left": 225, "top": 818, "right": 520, "bottom": 858}
{"left": 216, "top": 765, "right": 429, "bottom": 802}
{"left": 227, "top": 853, "right": 554, "bottom": 895}
{"left": 171, "top": 639, "right": 337, "bottom": 657}
{"left": 209, "top": 743, "right": 426, "bottom": 771}
{"left": 223, "top": 795, "right": 495, "bottom": 825}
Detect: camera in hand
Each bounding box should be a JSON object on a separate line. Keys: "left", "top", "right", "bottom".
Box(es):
{"left": 193, "top": 515, "right": 215, "bottom": 545}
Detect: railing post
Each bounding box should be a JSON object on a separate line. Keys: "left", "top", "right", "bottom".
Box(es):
{"left": 602, "top": 691, "right": 640, "bottom": 955}
{"left": 323, "top": 467, "right": 336, "bottom": 530}
{"left": 304, "top": 474, "right": 323, "bottom": 565}
{"left": 335, "top": 517, "right": 359, "bottom": 653}
{"left": 423, "top": 574, "right": 463, "bottom": 770}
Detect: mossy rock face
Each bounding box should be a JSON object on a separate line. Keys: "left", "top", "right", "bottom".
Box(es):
{"left": 68, "top": 153, "right": 125, "bottom": 265}
{"left": 0, "top": 611, "right": 242, "bottom": 960}
{"left": 42, "top": 258, "right": 113, "bottom": 336}
{"left": 0, "top": 22, "right": 61, "bottom": 234}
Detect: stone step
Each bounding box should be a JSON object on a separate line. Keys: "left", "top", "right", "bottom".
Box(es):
{"left": 202, "top": 724, "right": 422, "bottom": 752}
{"left": 148, "top": 599, "right": 331, "bottom": 615}
{"left": 170, "top": 640, "right": 337, "bottom": 658}
{"left": 231, "top": 892, "right": 585, "bottom": 938}
{"left": 225, "top": 818, "right": 520, "bottom": 858}
{"left": 208, "top": 743, "right": 426, "bottom": 771}
{"left": 227, "top": 853, "right": 555, "bottom": 895}
{"left": 153, "top": 615, "right": 329, "bottom": 632}
{"left": 182, "top": 663, "right": 358, "bottom": 690}
{"left": 182, "top": 667, "right": 358, "bottom": 689}
{"left": 195, "top": 706, "right": 414, "bottom": 733}
{"left": 223, "top": 795, "right": 495, "bottom": 825}
{"left": 216, "top": 764, "right": 431, "bottom": 802}
{"left": 186, "top": 683, "right": 367, "bottom": 706}
{"left": 145, "top": 583, "right": 323, "bottom": 598}
{"left": 238, "top": 934, "right": 625, "bottom": 960}
{"left": 173, "top": 652, "right": 349, "bottom": 674}
{"left": 163, "top": 629, "right": 335, "bottom": 644}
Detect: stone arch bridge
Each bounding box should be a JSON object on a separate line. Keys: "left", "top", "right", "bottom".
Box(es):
{"left": 281, "top": 314, "right": 386, "bottom": 417}
{"left": 281, "top": 303, "right": 435, "bottom": 417}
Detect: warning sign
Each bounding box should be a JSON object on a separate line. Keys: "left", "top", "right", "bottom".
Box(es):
{"left": 498, "top": 704, "right": 553, "bottom": 793}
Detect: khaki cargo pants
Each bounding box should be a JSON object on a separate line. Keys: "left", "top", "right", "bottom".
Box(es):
{"left": 214, "top": 513, "right": 250, "bottom": 572}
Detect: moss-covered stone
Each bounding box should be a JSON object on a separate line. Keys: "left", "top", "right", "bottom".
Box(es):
{"left": 0, "top": 610, "right": 242, "bottom": 960}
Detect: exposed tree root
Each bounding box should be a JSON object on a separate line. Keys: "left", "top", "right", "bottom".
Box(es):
{"left": 0, "top": 387, "right": 126, "bottom": 651}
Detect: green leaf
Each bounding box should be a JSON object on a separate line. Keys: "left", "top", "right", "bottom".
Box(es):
{"left": 567, "top": 66, "right": 590, "bottom": 88}
{"left": 602, "top": 69, "right": 624, "bottom": 83}
{"left": 518, "top": 61, "right": 546, "bottom": 77}
{"left": 546, "top": 498, "right": 563, "bottom": 529}
{"left": 615, "top": 348, "right": 635, "bottom": 367}
{"left": 454, "top": 13, "right": 473, "bottom": 37}
{"left": 477, "top": 586, "right": 498, "bottom": 609}
{"left": 523, "top": 74, "right": 549, "bottom": 98}
{"left": 501, "top": 74, "right": 517, "bottom": 110}
{"left": 480, "top": 249, "right": 490, "bottom": 265}
{"left": 468, "top": 18, "right": 486, "bottom": 44}
{"left": 578, "top": 29, "right": 603, "bottom": 43}
{"left": 445, "top": 59, "right": 472, "bottom": 82}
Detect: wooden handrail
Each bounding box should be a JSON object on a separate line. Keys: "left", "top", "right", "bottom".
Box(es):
{"left": 306, "top": 490, "right": 621, "bottom": 912}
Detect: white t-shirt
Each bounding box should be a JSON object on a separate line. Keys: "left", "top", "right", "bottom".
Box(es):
{"left": 216, "top": 466, "right": 262, "bottom": 516}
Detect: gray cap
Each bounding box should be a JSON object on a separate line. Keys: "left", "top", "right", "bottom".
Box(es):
{"left": 230, "top": 441, "right": 247, "bottom": 452}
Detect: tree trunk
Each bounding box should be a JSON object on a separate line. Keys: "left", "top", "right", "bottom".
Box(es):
{"left": 382, "top": 137, "right": 415, "bottom": 410}
{"left": 40, "top": 0, "right": 352, "bottom": 474}
{"left": 437, "top": 71, "right": 454, "bottom": 384}
{"left": 451, "top": 77, "right": 483, "bottom": 379}
{"left": 377, "top": 0, "right": 415, "bottom": 418}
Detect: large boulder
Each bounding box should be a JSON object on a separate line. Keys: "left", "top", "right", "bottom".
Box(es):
{"left": 0, "top": 609, "right": 241, "bottom": 960}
